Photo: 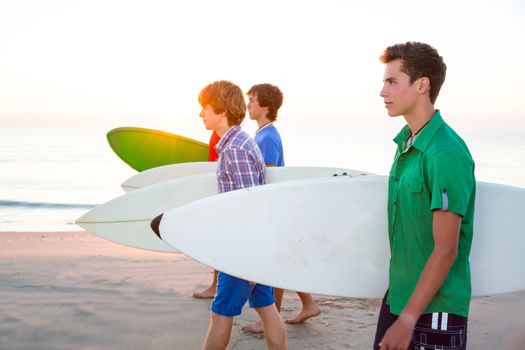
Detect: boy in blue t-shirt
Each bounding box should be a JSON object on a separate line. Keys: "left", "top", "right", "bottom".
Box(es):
{"left": 243, "top": 83, "right": 321, "bottom": 334}
{"left": 254, "top": 124, "right": 284, "bottom": 166}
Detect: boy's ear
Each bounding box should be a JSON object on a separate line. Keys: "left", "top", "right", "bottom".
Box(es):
{"left": 418, "top": 77, "right": 431, "bottom": 95}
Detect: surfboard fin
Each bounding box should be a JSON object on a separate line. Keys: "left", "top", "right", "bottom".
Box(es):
{"left": 150, "top": 213, "right": 164, "bottom": 239}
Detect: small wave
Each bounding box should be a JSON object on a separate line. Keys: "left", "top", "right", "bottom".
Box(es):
{"left": 0, "top": 200, "right": 96, "bottom": 209}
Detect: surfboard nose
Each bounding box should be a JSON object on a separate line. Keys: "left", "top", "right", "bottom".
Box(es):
{"left": 75, "top": 212, "right": 94, "bottom": 233}
{"left": 75, "top": 210, "right": 91, "bottom": 225}
{"left": 150, "top": 213, "right": 164, "bottom": 239}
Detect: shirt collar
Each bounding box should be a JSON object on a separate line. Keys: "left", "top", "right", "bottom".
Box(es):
{"left": 256, "top": 122, "right": 274, "bottom": 133}
{"left": 216, "top": 125, "right": 241, "bottom": 153}
{"left": 393, "top": 110, "right": 444, "bottom": 153}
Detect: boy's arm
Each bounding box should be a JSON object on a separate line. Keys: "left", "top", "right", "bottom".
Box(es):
{"left": 224, "top": 149, "right": 261, "bottom": 190}
{"left": 379, "top": 210, "right": 462, "bottom": 350}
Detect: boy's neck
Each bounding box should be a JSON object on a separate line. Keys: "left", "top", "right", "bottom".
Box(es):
{"left": 404, "top": 104, "right": 435, "bottom": 135}
{"left": 216, "top": 124, "right": 232, "bottom": 137}
{"left": 256, "top": 116, "right": 273, "bottom": 130}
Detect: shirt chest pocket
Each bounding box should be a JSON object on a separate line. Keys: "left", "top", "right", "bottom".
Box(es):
{"left": 398, "top": 176, "right": 427, "bottom": 220}
{"left": 405, "top": 176, "right": 423, "bottom": 193}
{"left": 216, "top": 164, "right": 229, "bottom": 186}
{"left": 216, "top": 160, "right": 228, "bottom": 178}
{"left": 399, "top": 175, "right": 423, "bottom": 194}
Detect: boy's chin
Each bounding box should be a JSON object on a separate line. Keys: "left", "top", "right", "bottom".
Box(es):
{"left": 387, "top": 110, "right": 402, "bottom": 117}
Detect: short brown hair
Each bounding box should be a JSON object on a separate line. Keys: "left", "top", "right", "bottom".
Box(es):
{"left": 198, "top": 81, "right": 246, "bottom": 126}
{"left": 380, "top": 42, "right": 446, "bottom": 104}
{"left": 247, "top": 83, "right": 284, "bottom": 121}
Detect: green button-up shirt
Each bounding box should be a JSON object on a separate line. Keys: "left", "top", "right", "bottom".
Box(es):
{"left": 387, "top": 110, "right": 476, "bottom": 317}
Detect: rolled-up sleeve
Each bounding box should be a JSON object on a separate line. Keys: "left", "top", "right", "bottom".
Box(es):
{"left": 428, "top": 150, "right": 475, "bottom": 216}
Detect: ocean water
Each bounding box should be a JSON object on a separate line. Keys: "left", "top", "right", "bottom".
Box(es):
{"left": 1, "top": 126, "right": 524, "bottom": 232}
{"left": 0, "top": 127, "right": 135, "bottom": 231}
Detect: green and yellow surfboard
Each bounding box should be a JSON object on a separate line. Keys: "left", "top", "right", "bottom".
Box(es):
{"left": 107, "top": 127, "right": 208, "bottom": 171}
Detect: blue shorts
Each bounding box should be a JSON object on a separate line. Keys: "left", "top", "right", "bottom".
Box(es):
{"left": 211, "top": 272, "right": 275, "bottom": 317}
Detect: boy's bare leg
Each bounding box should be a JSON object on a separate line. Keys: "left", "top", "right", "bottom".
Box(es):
{"left": 193, "top": 270, "right": 218, "bottom": 299}
{"left": 285, "top": 292, "right": 321, "bottom": 324}
{"left": 201, "top": 312, "right": 233, "bottom": 350}
{"left": 242, "top": 288, "right": 285, "bottom": 334}
{"left": 254, "top": 304, "right": 287, "bottom": 350}
{"left": 274, "top": 288, "right": 284, "bottom": 311}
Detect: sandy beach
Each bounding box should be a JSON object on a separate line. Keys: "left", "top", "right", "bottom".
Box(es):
{"left": 0, "top": 231, "right": 523, "bottom": 349}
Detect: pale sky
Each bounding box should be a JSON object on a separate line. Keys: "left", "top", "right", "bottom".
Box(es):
{"left": 1, "top": 0, "right": 524, "bottom": 140}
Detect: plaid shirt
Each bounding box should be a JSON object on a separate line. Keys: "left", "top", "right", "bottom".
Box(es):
{"left": 215, "top": 125, "right": 266, "bottom": 193}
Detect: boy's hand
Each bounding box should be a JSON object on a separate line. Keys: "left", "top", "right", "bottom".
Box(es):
{"left": 379, "top": 314, "right": 416, "bottom": 350}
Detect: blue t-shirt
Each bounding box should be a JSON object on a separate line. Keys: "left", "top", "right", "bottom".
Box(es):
{"left": 254, "top": 124, "right": 284, "bottom": 166}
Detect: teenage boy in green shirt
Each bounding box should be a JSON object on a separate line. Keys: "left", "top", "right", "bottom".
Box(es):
{"left": 374, "top": 42, "right": 476, "bottom": 350}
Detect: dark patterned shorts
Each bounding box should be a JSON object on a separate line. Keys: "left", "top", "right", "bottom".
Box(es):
{"left": 374, "top": 291, "right": 468, "bottom": 350}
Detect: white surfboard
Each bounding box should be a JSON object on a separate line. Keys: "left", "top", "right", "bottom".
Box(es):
{"left": 76, "top": 167, "right": 369, "bottom": 253}
{"left": 159, "top": 175, "right": 525, "bottom": 298}
{"left": 122, "top": 161, "right": 218, "bottom": 191}
{"left": 121, "top": 162, "right": 368, "bottom": 192}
